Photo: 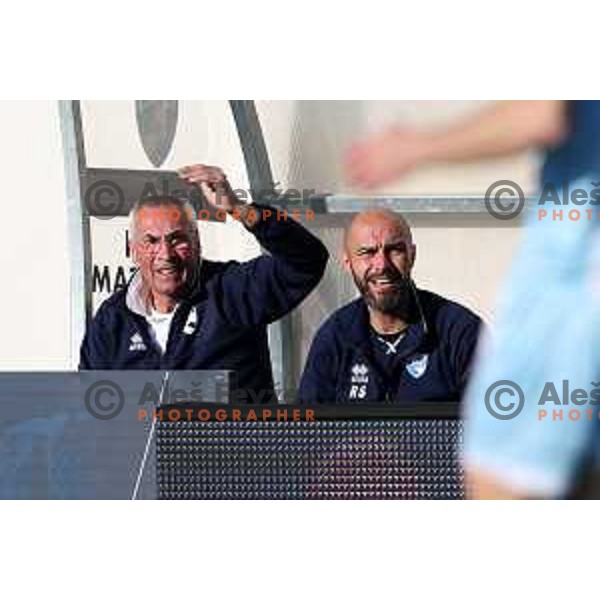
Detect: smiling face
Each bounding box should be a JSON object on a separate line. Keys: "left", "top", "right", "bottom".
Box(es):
{"left": 129, "top": 200, "right": 200, "bottom": 309}
{"left": 343, "top": 210, "right": 416, "bottom": 317}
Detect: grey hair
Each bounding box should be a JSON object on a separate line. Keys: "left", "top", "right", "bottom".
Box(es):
{"left": 128, "top": 196, "right": 199, "bottom": 242}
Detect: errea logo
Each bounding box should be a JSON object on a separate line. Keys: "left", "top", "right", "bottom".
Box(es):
{"left": 349, "top": 363, "right": 369, "bottom": 400}
{"left": 351, "top": 363, "right": 369, "bottom": 384}
{"left": 129, "top": 332, "right": 147, "bottom": 352}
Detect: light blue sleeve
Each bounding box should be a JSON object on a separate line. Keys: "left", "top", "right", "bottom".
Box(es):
{"left": 463, "top": 178, "right": 600, "bottom": 497}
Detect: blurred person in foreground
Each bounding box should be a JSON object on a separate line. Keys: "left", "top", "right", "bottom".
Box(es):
{"left": 346, "top": 101, "right": 600, "bottom": 498}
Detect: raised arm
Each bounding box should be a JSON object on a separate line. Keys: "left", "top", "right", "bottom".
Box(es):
{"left": 179, "top": 164, "right": 329, "bottom": 325}
{"left": 345, "top": 101, "right": 568, "bottom": 189}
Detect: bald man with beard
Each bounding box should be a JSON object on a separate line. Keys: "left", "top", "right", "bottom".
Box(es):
{"left": 298, "top": 210, "right": 482, "bottom": 405}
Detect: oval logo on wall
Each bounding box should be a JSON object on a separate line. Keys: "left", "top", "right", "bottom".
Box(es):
{"left": 135, "top": 100, "right": 179, "bottom": 167}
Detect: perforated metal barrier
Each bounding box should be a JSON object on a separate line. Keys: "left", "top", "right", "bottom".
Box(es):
{"left": 156, "top": 406, "right": 464, "bottom": 500}
{"left": 0, "top": 374, "right": 465, "bottom": 499}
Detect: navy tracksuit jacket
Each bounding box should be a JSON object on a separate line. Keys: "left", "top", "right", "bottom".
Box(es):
{"left": 298, "top": 289, "right": 481, "bottom": 404}
{"left": 79, "top": 207, "right": 329, "bottom": 400}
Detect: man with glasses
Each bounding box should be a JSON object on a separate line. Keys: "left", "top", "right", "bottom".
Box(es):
{"left": 79, "top": 164, "right": 329, "bottom": 402}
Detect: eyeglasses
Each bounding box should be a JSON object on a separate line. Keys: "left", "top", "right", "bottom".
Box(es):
{"left": 136, "top": 232, "right": 194, "bottom": 256}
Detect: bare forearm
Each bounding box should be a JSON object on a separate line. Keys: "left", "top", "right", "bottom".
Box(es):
{"left": 345, "top": 101, "right": 570, "bottom": 189}
{"left": 423, "top": 100, "right": 568, "bottom": 164}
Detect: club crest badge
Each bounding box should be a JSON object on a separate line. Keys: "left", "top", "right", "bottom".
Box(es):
{"left": 405, "top": 354, "right": 429, "bottom": 379}
{"left": 183, "top": 307, "right": 198, "bottom": 335}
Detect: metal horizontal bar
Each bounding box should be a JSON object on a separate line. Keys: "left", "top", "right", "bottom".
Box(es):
{"left": 324, "top": 195, "right": 539, "bottom": 214}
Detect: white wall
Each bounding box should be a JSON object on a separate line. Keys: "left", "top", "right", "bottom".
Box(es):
{"left": 410, "top": 217, "right": 522, "bottom": 324}
{"left": 0, "top": 101, "right": 72, "bottom": 370}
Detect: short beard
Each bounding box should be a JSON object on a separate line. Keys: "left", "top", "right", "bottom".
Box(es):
{"left": 351, "top": 266, "right": 416, "bottom": 321}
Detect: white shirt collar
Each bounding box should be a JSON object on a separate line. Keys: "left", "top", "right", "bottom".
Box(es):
{"left": 126, "top": 271, "right": 150, "bottom": 317}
